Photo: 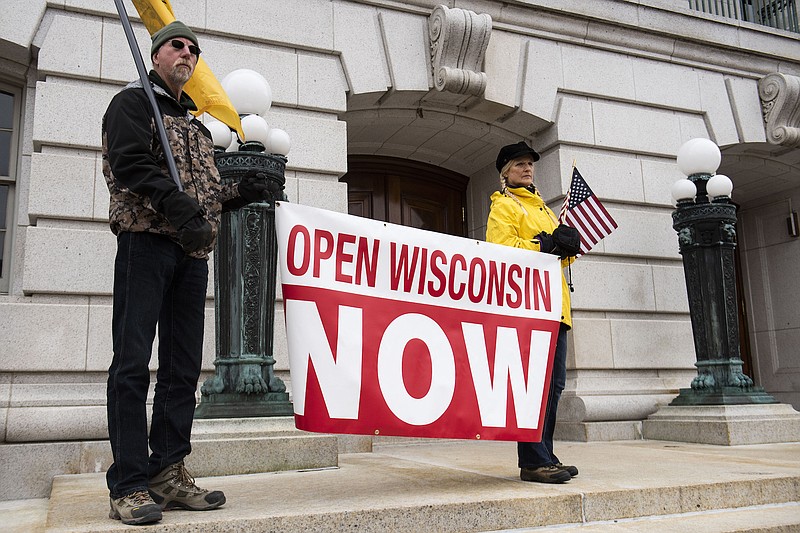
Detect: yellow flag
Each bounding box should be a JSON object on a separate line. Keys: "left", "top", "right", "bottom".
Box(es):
{"left": 184, "top": 66, "right": 245, "bottom": 141}
{"left": 131, "top": 0, "right": 175, "bottom": 29}
{"left": 131, "top": 0, "right": 244, "bottom": 140}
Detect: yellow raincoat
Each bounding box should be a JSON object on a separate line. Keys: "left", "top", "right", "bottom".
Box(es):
{"left": 486, "top": 187, "right": 573, "bottom": 327}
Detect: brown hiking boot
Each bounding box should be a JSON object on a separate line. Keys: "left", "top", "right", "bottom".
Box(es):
{"left": 520, "top": 465, "right": 572, "bottom": 483}
{"left": 555, "top": 462, "right": 579, "bottom": 477}
{"left": 109, "top": 489, "right": 163, "bottom": 525}
{"left": 148, "top": 461, "right": 226, "bottom": 511}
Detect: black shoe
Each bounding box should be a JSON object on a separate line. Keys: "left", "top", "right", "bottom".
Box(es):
{"left": 555, "top": 463, "right": 579, "bottom": 477}
{"left": 520, "top": 465, "right": 571, "bottom": 483}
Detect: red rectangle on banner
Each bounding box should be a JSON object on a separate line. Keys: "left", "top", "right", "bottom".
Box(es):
{"left": 284, "top": 284, "right": 559, "bottom": 442}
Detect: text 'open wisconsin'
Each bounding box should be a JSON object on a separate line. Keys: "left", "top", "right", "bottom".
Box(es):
{"left": 275, "top": 202, "right": 563, "bottom": 441}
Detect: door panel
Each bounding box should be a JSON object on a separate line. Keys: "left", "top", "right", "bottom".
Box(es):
{"left": 388, "top": 175, "right": 461, "bottom": 235}
{"left": 343, "top": 171, "right": 386, "bottom": 221}
{"left": 348, "top": 191, "right": 376, "bottom": 219}
{"left": 398, "top": 196, "right": 447, "bottom": 232}
{"left": 341, "top": 156, "right": 468, "bottom": 237}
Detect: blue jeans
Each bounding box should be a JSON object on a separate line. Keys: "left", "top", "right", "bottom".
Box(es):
{"left": 518, "top": 323, "right": 568, "bottom": 469}
{"left": 106, "top": 232, "right": 208, "bottom": 498}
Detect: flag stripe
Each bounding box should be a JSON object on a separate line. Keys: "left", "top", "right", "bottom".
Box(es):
{"left": 582, "top": 199, "right": 616, "bottom": 235}
{"left": 584, "top": 197, "right": 618, "bottom": 231}
{"left": 558, "top": 167, "right": 617, "bottom": 255}
{"left": 558, "top": 189, "right": 570, "bottom": 221}
{"left": 574, "top": 209, "right": 602, "bottom": 242}
{"left": 564, "top": 214, "right": 593, "bottom": 254}
{"left": 574, "top": 206, "right": 603, "bottom": 242}
{"left": 568, "top": 210, "right": 600, "bottom": 245}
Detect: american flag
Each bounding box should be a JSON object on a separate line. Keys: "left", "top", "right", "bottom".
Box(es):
{"left": 558, "top": 167, "right": 617, "bottom": 255}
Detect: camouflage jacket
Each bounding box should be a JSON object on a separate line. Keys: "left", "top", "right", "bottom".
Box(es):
{"left": 102, "top": 71, "right": 237, "bottom": 258}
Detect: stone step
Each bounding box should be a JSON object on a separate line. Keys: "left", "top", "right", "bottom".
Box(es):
{"left": 7, "top": 496, "right": 799, "bottom": 532}
{"left": 508, "top": 502, "right": 800, "bottom": 532}
{"left": 0, "top": 417, "right": 339, "bottom": 500}
{"left": 39, "top": 439, "right": 800, "bottom": 532}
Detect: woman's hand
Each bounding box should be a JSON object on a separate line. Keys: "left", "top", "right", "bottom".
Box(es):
{"left": 535, "top": 225, "right": 581, "bottom": 258}
{"left": 552, "top": 225, "right": 581, "bottom": 257}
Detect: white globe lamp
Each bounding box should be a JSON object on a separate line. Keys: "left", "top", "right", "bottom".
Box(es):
{"left": 241, "top": 114, "right": 270, "bottom": 147}
{"left": 265, "top": 128, "right": 291, "bottom": 156}
{"left": 221, "top": 69, "right": 272, "bottom": 116}
{"left": 707, "top": 174, "right": 733, "bottom": 199}
{"left": 676, "top": 138, "right": 721, "bottom": 176}
{"left": 205, "top": 119, "right": 233, "bottom": 150}
{"left": 225, "top": 131, "right": 239, "bottom": 152}
{"left": 671, "top": 179, "right": 697, "bottom": 204}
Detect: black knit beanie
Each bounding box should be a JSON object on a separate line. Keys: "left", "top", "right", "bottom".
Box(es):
{"left": 150, "top": 21, "right": 199, "bottom": 57}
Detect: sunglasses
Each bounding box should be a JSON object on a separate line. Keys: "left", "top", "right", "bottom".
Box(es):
{"left": 169, "top": 39, "right": 201, "bottom": 56}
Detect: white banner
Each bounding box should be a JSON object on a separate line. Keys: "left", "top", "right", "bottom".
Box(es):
{"left": 275, "top": 202, "right": 562, "bottom": 441}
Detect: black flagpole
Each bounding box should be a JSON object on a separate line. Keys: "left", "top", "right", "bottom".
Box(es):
{"left": 112, "top": 0, "right": 183, "bottom": 192}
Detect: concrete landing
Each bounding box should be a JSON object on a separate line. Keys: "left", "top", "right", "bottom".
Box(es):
{"left": 28, "top": 438, "right": 800, "bottom": 532}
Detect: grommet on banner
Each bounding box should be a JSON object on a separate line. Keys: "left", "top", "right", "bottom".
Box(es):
{"left": 374, "top": 429, "right": 380, "bottom": 435}
{"left": 475, "top": 434, "right": 481, "bottom": 440}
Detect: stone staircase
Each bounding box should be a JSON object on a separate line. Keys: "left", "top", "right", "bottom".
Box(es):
{"left": 0, "top": 416, "right": 349, "bottom": 501}
{"left": 23, "top": 437, "right": 800, "bottom": 532}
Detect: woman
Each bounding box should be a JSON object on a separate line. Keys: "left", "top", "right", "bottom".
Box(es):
{"left": 485, "top": 141, "right": 581, "bottom": 484}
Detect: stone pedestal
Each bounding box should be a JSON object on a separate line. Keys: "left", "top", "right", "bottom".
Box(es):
{"left": 643, "top": 403, "right": 800, "bottom": 445}
{"left": 185, "top": 417, "right": 337, "bottom": 475}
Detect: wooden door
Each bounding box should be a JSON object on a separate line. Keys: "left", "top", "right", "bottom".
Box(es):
{"left": 341, "top": 156, "right": 468, "bottom": 237}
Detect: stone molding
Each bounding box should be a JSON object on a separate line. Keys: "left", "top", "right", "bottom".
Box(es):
{"left": 428, "top": 5, "right": 492, "bottom": 96}
{"left": 758, "top": 72, "right": 800, "bottom": 148}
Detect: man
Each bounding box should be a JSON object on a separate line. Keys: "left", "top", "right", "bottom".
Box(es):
{"left": 103, "top": 21, "right": 268, "bottom": 525}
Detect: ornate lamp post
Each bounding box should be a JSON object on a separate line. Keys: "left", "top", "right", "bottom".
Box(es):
{"left": 669, "top": 138, "right": 776, "bottom": 406}
{"left": 195, "top": 70, "right": 294, "bottom": 418}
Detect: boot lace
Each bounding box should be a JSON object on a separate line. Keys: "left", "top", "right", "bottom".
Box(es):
{"left": 126, "top": 490, "right": 154, "bottom": 506}
{"left": 172, "top": 462, "right": 205, "bottom": 492}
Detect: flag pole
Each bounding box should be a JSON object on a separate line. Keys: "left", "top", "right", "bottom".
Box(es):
{"left": 566, "top": 161, "right": 577, "bottom": 291}
{"left": 113, "top": 0, "right": 183, "bottom": 192}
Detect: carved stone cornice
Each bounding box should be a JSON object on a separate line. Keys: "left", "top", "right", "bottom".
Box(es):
{"left": 758, "top": 72, "right": 800, "bottom": 148}
{"left": 428, "top": 5, "right": 492, "bottom": 96}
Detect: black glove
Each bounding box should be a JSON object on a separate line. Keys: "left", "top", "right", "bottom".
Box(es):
{"left": 238, "top": 169, "right": 270, "bottom": 203}
{"left": 159, "top": 192, "right": 202, "bottom": 230}
{"left": 535, "top": 231, "right": 556, "bottom": 254}
{"left": 553, "top": 224, "right": 581, "bottom": 257}
{"left": 266, "top": 177, "right": 284, "bottom": 200}
{"left": 177, "top": 214, "right": 213, "bottom": 253}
